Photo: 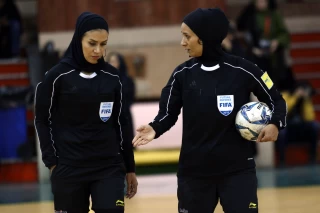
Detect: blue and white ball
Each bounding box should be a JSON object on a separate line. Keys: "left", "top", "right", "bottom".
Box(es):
{"left": 235, "top": 102, "right": 272, "bottom": 141}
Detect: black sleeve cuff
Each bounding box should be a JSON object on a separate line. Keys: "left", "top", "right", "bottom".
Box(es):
{"left": 44, "top": 156, "right": 58, "bottom": 169}
{"left": 123, "top": 150, "right": 136, "bottom": 173}
{"left": 269, "top": 120, "right": 281, "bottom": 130}
{"left": 149, "top": 122, "right": 161, "bottom": 139}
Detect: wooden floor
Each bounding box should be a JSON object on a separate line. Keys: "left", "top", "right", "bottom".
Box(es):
{"left": 1, "top": 186, "right": 320, "bottom": 213}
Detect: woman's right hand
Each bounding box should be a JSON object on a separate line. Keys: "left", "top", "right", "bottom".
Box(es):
{"left": 132, "top": 125, "right": 156, "bottom": 147}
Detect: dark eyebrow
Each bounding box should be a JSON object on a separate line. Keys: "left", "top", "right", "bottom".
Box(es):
{"left": 89, "top": 39, "right": 108, "bottom": 43}
{"left": 181, "top": 32, "right": 189, "bottom": 36}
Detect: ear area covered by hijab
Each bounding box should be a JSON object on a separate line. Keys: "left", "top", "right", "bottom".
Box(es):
{"left": 60, "top": 12, "right": 109, "bottom": 72}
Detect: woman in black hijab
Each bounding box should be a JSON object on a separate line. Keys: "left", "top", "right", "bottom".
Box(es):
{"left": 133, "top": 7, "right": 286, "bottom": 213}
{"left": 35, "top": 12, "right": 137, "bottom": 213}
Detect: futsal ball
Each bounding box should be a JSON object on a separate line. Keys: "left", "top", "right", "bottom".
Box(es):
{"left": 235, "top": 102, "right": 272, "bottom": 141}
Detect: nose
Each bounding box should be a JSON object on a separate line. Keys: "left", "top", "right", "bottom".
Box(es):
{"left": 181, "top": 37, "right": 187, "bottom": 47}
{"left": 94, "top": 46, "right": 101, "bottom": 54}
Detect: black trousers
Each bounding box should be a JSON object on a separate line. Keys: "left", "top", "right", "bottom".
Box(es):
{"left": 51, "top": 163, "right": 126, "bottom": 213}
{"left": 177, "top": 168, "right": 258, "bottom": 213}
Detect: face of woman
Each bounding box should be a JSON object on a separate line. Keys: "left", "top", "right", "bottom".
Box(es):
{"left": 81, "top": 29, "right": 108, "bottom": 64}
{"left": 109, "top": 54, "right": 120, "bottom": 69}
{"left": 180, "top": 22, "right": 203, "bottom": 58}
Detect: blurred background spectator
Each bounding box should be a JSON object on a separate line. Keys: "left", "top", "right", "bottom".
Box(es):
{"left": 107, "top": 52, "right": 136, "bottom": 144}
{"left": 236, "top": 0, "right": 290, "bottom": 87}
{"left": 222, "top": 24, "right": 247, "bottom": 58}
{"left": 277, "top": 81, "right": 319, "bottom": 166}
{"left": 0, "top": 0, "right": 22, "bottom": 58}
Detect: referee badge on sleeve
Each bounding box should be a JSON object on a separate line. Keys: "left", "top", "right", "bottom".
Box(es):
{"left": 99, "top": 102, "right": 113, "bottom": 122}
{"left": 261, "top": 72, "right": 274, "bottom": 89}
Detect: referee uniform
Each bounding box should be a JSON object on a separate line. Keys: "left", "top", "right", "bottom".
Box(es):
{"left": 35, "top": 12, "right": 135, "bottom": 213}
{"left": 147, "top": 8, "right": 287, "bottom": 213}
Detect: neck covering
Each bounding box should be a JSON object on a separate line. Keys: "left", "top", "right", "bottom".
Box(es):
{"left": 183, "top": 8, "right": 229, "bottom": 65}
{"left": 60, "top": 12, "right": 109, "bottom": 72}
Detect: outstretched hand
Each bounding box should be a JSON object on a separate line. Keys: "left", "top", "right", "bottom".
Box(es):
{"left": 132, "top": 125, "right": 156, "bottom": 147}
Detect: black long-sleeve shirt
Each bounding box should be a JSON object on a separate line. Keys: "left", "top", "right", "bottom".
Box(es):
{"left": 149, "top": 53, "right": 287, "bottom": 177}
{"left": 34, "top": 63, "right": 135, "bottom": 172}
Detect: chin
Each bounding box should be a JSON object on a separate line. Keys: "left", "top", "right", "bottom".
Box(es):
{"left": 187, "top": 52, "right": 197, "bottom": 58}
{"left": 87, "top": 59, "right": 98, "bottom": 64}
{"left": 191, "top": 53, "right": 201, "bottom": 58}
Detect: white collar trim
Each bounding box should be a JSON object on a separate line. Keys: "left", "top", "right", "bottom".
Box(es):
{"left": 201, "top": 64, "right": 220, "bottom": 71}
{"left": 79, "top": 72, "right": 97, "bottom": 79}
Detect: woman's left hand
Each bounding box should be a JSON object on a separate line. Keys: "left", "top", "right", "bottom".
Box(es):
{"left": 257, "top": 124, "right": 279, "bottom": 142}
{"left": 126, "top": 173, "right": 138, "bottom": 199}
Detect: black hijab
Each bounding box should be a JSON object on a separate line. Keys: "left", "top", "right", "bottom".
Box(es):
{"left": 183, "top": 8, "right": 229, "bottom": 65}
{"left": 60, "top": 12, "right": 109, "bottom": 72}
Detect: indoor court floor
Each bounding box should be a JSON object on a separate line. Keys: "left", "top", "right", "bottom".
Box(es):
{"left": 1, "top": 165, "right": 320, "bottom": 213}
